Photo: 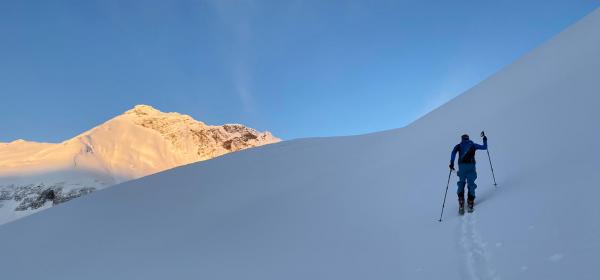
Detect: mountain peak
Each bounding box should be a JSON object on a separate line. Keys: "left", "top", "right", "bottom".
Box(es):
{"left": 4, "top": 139, "right": 39, "bottom": 145}
{"left": 124, "top": 104, "right": 163, "bottom": 116}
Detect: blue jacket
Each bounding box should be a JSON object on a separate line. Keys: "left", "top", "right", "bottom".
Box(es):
{"left": 450, "top": 138, "right": 487, "bottom": 164}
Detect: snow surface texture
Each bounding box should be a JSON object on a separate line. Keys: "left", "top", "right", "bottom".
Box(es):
{"left": 0, "top": 105, "right": 279, "bottom": 224}
{"left": 2, "top": 8, "right": 600, "bottom": 280}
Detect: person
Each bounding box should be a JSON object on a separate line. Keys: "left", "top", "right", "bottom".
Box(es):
{"left": 449, "top": 134, "right": 488, "bottom": 213}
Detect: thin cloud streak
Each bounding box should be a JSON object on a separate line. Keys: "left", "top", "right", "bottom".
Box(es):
{"left": 206, "top": 0, "right": 257, "bottom": 114}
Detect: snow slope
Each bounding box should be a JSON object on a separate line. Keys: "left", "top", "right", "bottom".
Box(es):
{"left": 0, "top": 105, "right": 278, "bottom": 224}
{"left": 1, "top": 7, "right": 600, "bottom": 280}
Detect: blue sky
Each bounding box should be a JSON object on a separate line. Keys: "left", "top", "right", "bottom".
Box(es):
{"left": 1, "top": 0, "right": 599, "bottom": 142}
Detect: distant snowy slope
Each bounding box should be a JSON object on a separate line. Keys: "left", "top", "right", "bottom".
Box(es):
{"left": 0, "top": 105, "right": 278, "bottom": 224}
{"left": 1, "top": 7, "right": 600, "bottom": 280}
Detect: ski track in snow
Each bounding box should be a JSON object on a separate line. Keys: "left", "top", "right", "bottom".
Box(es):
{"left": 459, "top": 212, "right": 500, "bottom": 280}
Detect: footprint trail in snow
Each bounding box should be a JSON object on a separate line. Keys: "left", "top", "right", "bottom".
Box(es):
{"left": 459, "top": 212, "right": 500, "bottom": 280}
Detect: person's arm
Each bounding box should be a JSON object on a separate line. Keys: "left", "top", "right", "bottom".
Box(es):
{"left": 473, "top": 136, "right": 488, "bottom": 150}
{"left": 450, "top": 145, "right": 459, "bottom": 170}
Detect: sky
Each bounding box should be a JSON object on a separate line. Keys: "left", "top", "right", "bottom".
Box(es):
{"left": 1, "top": 0, "right": 599, "bottom": 142}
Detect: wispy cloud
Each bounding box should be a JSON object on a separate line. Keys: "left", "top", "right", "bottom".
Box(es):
{"left": 233, "top": 60, "right": 255, "bottom": 114}
{"left": 206, "top": 0, "right": 257, "bottom": 114}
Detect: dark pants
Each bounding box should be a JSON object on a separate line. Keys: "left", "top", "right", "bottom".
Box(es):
{"left": 457, "top": 163, "right": 477, "bottom": 199}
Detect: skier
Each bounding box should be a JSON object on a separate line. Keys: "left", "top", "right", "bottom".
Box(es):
{"left": 449, "top": 133, "right": 488, "bottom": 213}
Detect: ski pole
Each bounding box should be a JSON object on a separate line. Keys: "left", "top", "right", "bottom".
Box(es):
{"left": 438, "top": 169, "right": 453, "bottom": 222}
{"left": 481, "top": 131, "right": 497, "bottom": 187}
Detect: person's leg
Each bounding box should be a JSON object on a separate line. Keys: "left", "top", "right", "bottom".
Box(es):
{"left": 457, "top": 167, "right": 466, "bottom": 206}
{"left": 466, "top": 166, "right": 478, "bottom": 207}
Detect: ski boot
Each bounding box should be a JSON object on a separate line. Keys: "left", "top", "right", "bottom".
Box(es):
{"left": 467, "top": 195, "right": 475, "bottom": 213}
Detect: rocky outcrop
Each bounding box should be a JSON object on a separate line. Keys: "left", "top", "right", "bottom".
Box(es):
{"left": 124, "top": 105, "right": 279, "bottom": 161}
{"left": 1, "top": 184, "right": 96, "bottom": 212}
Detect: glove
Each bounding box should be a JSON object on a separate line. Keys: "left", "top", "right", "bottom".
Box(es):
{"left": 449, "top": 163, "right": 455, "bottom": 170}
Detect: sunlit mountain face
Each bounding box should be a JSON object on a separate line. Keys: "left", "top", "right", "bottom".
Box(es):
{"left": 0, "top": 105, "right": 279, "bottom": 224}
